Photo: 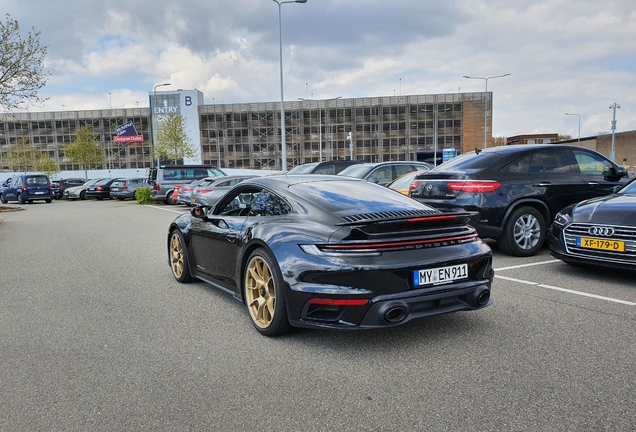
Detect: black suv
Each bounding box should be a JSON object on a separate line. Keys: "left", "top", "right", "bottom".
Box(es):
{"left": 409, "top": 144, "right": 629, "bottom": 256}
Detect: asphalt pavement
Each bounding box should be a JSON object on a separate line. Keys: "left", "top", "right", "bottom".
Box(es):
{"left": 0, "top": 199, "right": 634, "bottom": 431}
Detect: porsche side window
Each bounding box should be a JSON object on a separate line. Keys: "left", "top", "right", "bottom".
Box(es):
{"left": 219, "top": 191, "right": 260, "bottom": 216}
{"left": 248, "top": 191, "right": 291, "bottom": 217}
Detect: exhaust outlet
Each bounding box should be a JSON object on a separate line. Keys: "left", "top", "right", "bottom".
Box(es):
{"left": 384, "top": 306, "right": 407, "bottom": 323}
{"left": 467, "top": 288, "right": 490, "bottom": 307}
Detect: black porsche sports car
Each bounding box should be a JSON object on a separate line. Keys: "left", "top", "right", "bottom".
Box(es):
{"left": 549, "top": 177, "right": 636, "bottom": 271}
{"left": 167, "top": 175, "right": 494, "bottom": 336}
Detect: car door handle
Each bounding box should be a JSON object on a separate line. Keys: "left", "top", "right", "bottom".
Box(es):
{"left": 588, "top": 182, "right": 599, "bottom": 186}
{"left": 538, "top": 182, "right": 551, "bottom": 187}
{"left": 226, "top": 233, "right": 238, "bottom": 243}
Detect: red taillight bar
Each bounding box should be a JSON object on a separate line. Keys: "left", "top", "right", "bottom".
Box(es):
{"left": 407, "top": 215, "right": 458, "bottom": 223}
{"left": 307, "top": 298, "right": 369, "bottom": 306}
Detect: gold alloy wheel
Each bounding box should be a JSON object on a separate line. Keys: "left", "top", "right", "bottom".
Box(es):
{"left": 170, "top": 233, "right": 185, "bottom": 278}
{"left": 245, "top": 256, "right": 276, "bottom": 328}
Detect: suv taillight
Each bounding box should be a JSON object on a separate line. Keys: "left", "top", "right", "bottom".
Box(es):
{"left": 122, "top": 183, "right": 128, "bottom": 190}
{"left": 448, "top": 181, "right": 501, "bottom": 193}
{"left": 155, "top": 183, "right": 161, "bottom": 191}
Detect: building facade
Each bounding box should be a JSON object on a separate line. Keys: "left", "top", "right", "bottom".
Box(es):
{"left": 0, "top": 91, "right": 491, "bottom": 173}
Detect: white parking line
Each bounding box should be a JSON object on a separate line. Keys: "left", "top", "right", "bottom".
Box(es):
{"left": 494, "top": 259, "right": 560, "bottom": 272}
{"left": 495, "top": 275, "right": 636, "bottom": 306}
{"left": 147, "top": 205, "right": 188, "bottom": 215}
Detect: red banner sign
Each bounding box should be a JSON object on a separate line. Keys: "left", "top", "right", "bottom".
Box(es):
{"left": 113, "top": 135, "right": 144, "bottom": 143}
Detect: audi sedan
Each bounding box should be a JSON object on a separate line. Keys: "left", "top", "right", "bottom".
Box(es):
{"left": 549, "top": 177, "right": 636, "bottom": 271}
{"left": 167, "top": 175, "right": 493, "bottom": 336}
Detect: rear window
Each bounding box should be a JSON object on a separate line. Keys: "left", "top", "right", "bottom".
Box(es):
{"left": 26, "top": 176, "right": 49, "bottom": 186}
{"left": 431, "top": 151, "right": 499, "bottom": 171}
{"left": 162, "top": 168, "right": 225, "bottom": 181}
{"left": 288, "top": 163, "right": 319, "bottom": 174}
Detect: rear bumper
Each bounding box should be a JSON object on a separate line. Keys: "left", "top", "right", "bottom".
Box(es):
{"left": 288, "top": 279, "right": 493, "bottom": 330}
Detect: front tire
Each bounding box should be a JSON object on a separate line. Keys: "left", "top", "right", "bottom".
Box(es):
{"left": 169, "top": 230, "right": 194, "bottom": 283}
{"left": 243, "top": 248, "right": 291, "bottom": 336}
{"left": 0, "top": 193, "right": 6, "bottom": 204}
{"left": 167, "top": 191, "right": 178, "bottom": 205}
{"left": 498, "top": 206, "right": 545, "bottom": 257}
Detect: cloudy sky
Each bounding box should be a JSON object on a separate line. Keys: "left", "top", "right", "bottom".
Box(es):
{"left": 4, "top": 0, "right": 635, "bottom": 139}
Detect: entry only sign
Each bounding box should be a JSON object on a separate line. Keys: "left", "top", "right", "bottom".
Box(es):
{"left": 113, "top": 121, "right": 143, "bottom": 145}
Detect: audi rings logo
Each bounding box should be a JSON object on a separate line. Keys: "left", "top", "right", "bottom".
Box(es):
{"left": 588, "top": 226, "right": 615, "bottom": 237}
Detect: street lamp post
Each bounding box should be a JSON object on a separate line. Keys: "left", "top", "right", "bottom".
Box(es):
{"left": 108, "top": 92, "right": 113, "bottom": 171}
{"left": 564, "top": 113, "right": 581, "bottom": 146}
{"left": 609, "top": 102, "right": 620, "bottom": 163}
{"left": 299, "top": 96, "right": 341, "bottom": 162}
{"left": 273, "top": 0, "right": 307, "bottom": 171}
{"left": 463, "top": 74, "right": 510, "bottom": 148}
{"left": 151, "top": 83, "right": 170, "bottom": 166}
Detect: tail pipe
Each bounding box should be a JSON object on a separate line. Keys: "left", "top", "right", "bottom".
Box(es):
{"left": 383, "top": 305, "right": 408, "bottom": 324}
{"left": 468, "top": 288, "right": 491, "bottom": 307}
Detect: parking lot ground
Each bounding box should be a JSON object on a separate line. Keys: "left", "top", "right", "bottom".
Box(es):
{"left": 0, "top": 200, "right": 634, "bottom": 431}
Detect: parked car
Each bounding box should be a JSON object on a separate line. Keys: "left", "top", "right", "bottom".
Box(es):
{"left": 191, "top": 175, "right": 258, "bottom": 206}
{"left": 337, "top": 161, "right": 432, "bottom": 186}
{"left": 167, "top": 175, "right": 493, "bottom": 336}
{"left": 549, "top": 177, "right": 636, "bottom": 271}
{"left": 110, "top": 177, "right": 150, "bottom": 200}
{"left": 86, "top": 178, "right": 124, "bottom": 200}
{"left": 149, "top": 165, "right": 227, "bottom": 204}
{"left": 51, "top": 178, "right": 86, "bottom": 199}
{"left": 409, "top": 144, "right": 630, "bottom": 257}
{"left": 64, "top": 178, "right": 106, "bottom": 200}
{"left": 385, "top": 171, "right": 421, "bottom": 195}
{"left": 0, "top": 174, "right": 52, "bottom": 204}
{"left": 175, "top": 178, "right": 210, "bottom": 206}
{"left": 287, "top": 160, "right": 364, "bottom": 175}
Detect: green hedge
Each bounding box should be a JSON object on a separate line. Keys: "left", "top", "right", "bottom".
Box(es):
{"left": 135, "top": 187, "right": 153, "bottom": 204}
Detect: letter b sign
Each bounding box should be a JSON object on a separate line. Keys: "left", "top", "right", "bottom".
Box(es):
{"left": 185, "top": 96, "right": 192, "bottom": 106}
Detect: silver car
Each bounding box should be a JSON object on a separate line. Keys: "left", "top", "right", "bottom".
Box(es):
{"left": 64, "top": 178, "right": 105, "bottom": 200}
{"left": 191, "top": 175, "right": 258, "bottom": 206}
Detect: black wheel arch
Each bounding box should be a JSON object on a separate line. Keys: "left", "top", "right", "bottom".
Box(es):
{"left": 500, "top": 198, "right": 550, "bottom": 232}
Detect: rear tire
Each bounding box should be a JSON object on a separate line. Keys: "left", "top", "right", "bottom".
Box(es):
{"left": 45, "top": 198, "right": 52, "bottom": 203}
{"left": 80, "top": 190, "right": 86, "bottom": 200}
{"left": 117, "top": 197, "right": 125, "bottom": 201}
{"left": 17, "top": 193, "right": 24, "bottom": 204}
{"left": 167, "top": 191, "right": 178, "bottom": 205}
{"left": 498, "top": 206, "right": 545, "bottom": 257}
{"left": 243, "top": 248, "right": 291, "bottom": 337}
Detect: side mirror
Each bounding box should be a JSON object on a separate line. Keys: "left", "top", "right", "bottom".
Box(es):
{"left": 191, "top": 206, "right": 208, "bottom": 218}
{"left": 368, "top": 177, "right": 380, "bottom": 184}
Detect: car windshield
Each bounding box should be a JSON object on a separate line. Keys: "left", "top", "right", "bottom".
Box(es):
{"left": 288, "top": 163, "right": 319, "bottom": 174}
{"left": 337, "top": 164, "right": 372, "bottom": 178}
{"left": 618, "top": 178, "right": 636, "bottom": 194}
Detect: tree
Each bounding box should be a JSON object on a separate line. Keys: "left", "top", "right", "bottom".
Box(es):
{"left": 154, "top": 113, "right": 198, "bottom": 164}
{"left": 492, "top": 136, "right": 507, "bottom": 147}
{"left": 64, "top": 126, "right": 106, "bottom": 179}
{"left": 558, "top": 134, "right": 572, "bottom": 141}
{"left": 0, "top": 14, "right": 51, "bottom": 112}
{"left": 35, "top": 153, "right": 60, "bottom": 178}
{"left": 5, "top": 136, "right": 40, "bottom": 173}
